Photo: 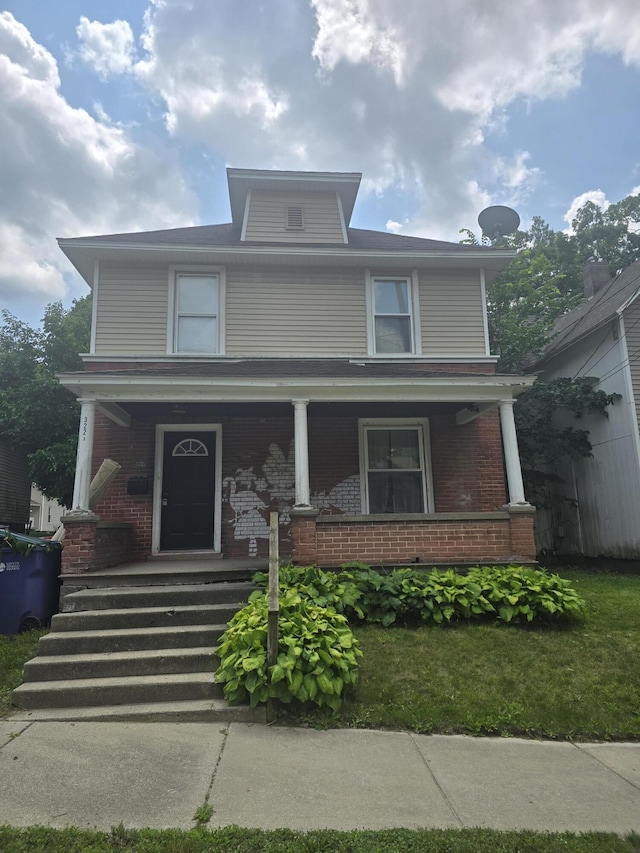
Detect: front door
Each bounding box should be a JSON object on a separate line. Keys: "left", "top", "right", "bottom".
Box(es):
{"left": 160, "top": 431, "right": 216, "bottom": 551}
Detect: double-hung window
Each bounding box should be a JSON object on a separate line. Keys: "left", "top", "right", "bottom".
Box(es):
{"left": 368, "top": 274, "right": 419, "bottom": 355}
{"left": 360, "top": 420, "right": 432, "bottom": 514}
{"left": 172, "top": 273, "right": 221, "bottom": 354}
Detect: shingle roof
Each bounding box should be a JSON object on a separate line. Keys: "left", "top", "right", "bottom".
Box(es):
{"left": 59, "top": 223, "right": 502, "bottom": 255}
{"left": 542, "top": 259, "right": 640, "bottom": 361}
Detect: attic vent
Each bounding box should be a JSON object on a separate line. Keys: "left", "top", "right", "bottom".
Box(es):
{"left": 286, "top": 205, "right": 304, "bottom": 230}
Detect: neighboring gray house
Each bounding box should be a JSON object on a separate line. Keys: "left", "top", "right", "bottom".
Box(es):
{"left": 0, "top": 438, "right": 30, "bottom": 532}
{"left": 536, "top": 258, "right": 640, "bottom": 558}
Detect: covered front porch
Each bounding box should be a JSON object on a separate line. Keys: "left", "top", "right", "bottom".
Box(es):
{"left": 59, "top": 361, "right": 536, "bottom": 573}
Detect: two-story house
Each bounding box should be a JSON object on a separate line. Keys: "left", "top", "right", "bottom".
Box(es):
{"left": 57, "top": 168, "right": 535, "bottom": 573}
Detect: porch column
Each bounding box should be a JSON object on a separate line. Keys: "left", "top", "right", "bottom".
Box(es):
{"left": 72, "top": 399, "right": 96, "bottom": 510}
{"left": 292, "top": 398, "right": 311, "bottom": 507}
{"left": 499, "top": 399, "right": 527, "bottom": 505}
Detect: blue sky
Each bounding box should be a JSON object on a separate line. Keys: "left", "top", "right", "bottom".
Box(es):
{"left": 2, "top": 0, "right": 640, "bottom": 324}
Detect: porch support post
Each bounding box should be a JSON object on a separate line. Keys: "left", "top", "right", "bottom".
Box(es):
{"left": 72, "top": 399, "right": 96, "bottom": 510}
{"left": 499, "top": 399, "right": 527, "bottom": 505}
{"left": 292, "top": 398, "right": 311, "bottom": 507}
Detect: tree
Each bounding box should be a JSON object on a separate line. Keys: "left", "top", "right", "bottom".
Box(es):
{"left": 464, "top": 192, "right": 640, "bottom": 506}
{"left": 0, "top": 297, "right": 91, "bottom": 507}
{"left": 514, "top": 377, "right": 619, "bottom": 508}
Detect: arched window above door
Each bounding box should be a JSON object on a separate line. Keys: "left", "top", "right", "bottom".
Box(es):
{"left": 172, "top": 438, "right": 209, "bottom": 457}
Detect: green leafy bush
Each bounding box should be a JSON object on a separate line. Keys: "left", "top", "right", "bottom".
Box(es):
{"left": 255, "top": 564, "right": 586, "bottom": 627}
{"left": 215, "top": 589, "right": 362, "bottom": 711}
{"left": 254, "top": 565, "right": 365, "bottom": 619}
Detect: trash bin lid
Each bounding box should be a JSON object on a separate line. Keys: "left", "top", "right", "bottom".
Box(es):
{"left": 0, "top": 528, "right": 62, "bottom": 552}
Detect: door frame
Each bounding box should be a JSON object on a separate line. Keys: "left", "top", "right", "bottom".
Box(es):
{"left": 152, "top": 423, "right": 223, "bottom": 554}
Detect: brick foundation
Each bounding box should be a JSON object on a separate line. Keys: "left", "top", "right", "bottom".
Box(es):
{"left": 507, "top": 506, "right": 537, "bottom": 560}
{"left": 61, "top": 512, "right": 133, "bottom": 573}
{"left": 287, "top": 507, "right": 537, "bottom": 566}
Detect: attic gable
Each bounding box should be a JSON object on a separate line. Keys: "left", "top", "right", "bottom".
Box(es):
{"left": 227, "top": 168, "right": 361, "bottom": 245}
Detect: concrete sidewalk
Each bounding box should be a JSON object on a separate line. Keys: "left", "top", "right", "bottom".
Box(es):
{"left": 0, "top": 720, "right": 639, "bottom": 833}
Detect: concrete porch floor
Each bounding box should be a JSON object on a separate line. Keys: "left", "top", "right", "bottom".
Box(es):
{"left": 96, "top": 557, "right": 269, "bottom": 576}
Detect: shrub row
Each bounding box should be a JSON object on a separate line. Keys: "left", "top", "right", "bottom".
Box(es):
{"left": 253, "top": 564, "right": 587, "bottom": 627}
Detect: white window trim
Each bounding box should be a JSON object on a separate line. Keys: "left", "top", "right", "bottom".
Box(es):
{"left": 365, "top": 270, "right": 421, "bottom": 356}
{"left": 167, "top": 266, "right": 226, "bottom": 355}
{"left": 358, "top": 418, "right": 434, "bottom": 514}
{"left": 152, "top": 423, "right": 223, "bottom": 554}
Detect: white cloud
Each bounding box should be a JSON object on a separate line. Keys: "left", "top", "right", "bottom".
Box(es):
{"left": 121, "top": 0, "right": 640, "bottom": 240}
{"left": 0, "top": 11, "right": 197, "bottom": 319}
{"left": 564, "top": 190, "right": 610, "bottom": 232}
{"left": 75, "top": 17, "right": 135, "bottom": 79}
{"left": 385, "top": 220, "right": 403, "bottom": 233}
{"left": 311, "top": 0, "right": 406, "bottom": 84}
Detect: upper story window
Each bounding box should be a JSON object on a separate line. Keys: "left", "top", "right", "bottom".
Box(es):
{"left": 170, "top": 272, "right": 224, "bottom": 354}
{"left": 367, "top": 273, "right": 420, "bottom": 355}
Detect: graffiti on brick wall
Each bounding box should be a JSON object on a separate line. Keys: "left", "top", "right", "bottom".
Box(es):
{"left": 313, "top": 474, "right": 361, "bottom": 515}
{"left": 223, "top": 440, "right": 360, "bottom": 556}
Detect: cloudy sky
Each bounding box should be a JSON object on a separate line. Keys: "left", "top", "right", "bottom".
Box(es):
{"left": 2, "top": 0, "right": 640, "bottom": 323}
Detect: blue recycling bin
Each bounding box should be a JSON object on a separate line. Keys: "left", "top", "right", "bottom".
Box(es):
{"left": 0, "top": 528, "right": 62, "bottom": 635}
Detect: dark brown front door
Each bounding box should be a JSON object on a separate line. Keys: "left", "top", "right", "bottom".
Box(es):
{"left": 160, "top": 431, "right": 215, "bottom": 551}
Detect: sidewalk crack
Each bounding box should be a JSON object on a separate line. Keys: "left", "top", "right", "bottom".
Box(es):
{"left": 202, "top": 722, "right": 230, "bottom": 816}
{"left": 408, "top": 733, "right": 463, "bottom": 827}
{"left": 0, "top": 721, "right": 32, "bottom": 750}
{"left": 574, "top": 742, "right": 640, "bottom": 793}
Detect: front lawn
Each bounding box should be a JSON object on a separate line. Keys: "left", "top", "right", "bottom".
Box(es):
{"left": 0, "top": 826, "right": 638, "bottom": 853}
{"left": 294, "top": 570, "right": 640, "bottom": 740}
{"left": 0, "top": 629, "right": 45, "bottom": 717}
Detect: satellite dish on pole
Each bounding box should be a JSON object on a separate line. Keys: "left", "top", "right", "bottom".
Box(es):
{"left": 478, "top": 205, "right": 520, "bottom": 242}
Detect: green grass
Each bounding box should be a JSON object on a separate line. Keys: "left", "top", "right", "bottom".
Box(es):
{"left": 0, "top": 826, "right": 638, "bottom": 852}
{"left": 0, "top": 629, "right": 46, "bottom": 717}
{"left": 292, "top": 570, "right": 640, "bottom": 740}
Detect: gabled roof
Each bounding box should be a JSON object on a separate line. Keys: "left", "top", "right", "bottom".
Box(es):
{"left": 58, "top": 221, "right": 515, "bottom": 288}
{"left": 542, "top": 259, "right": 640, "bottom": 362}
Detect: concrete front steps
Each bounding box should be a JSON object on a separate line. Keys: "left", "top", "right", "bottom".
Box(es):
{"left": 11, "top": 562, "right": 266, "bottom": 723}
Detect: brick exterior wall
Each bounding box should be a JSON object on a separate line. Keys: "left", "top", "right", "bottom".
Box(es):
{"left": 431, "top": 410, "right": 506, "bottom": 511}
{"left": 509, "top": 510, "right": 536, "bottom": 560}
{"left": 61, "top": 514, "right": 132, "bottom": 573}
{"left": 86, "top": 403, "right": 516, "bottom": 563}
{"left": 313, "top": 516, "right": 512, "bottom": 565}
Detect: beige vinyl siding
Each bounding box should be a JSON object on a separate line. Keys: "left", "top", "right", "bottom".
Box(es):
{"left": 244, "top": 191, "right": 345, "bottom": 244}
{"left": 419, "top": 271, "right": 486, "bottom": 355}
{"left": 226, "top": 267, "right": 367, "bottom": 355}
{"left": 623, "top": 300, "right": 640, "bottom": 427}
{"left": 94, "top": 266, "right": 168, "bottom": 354}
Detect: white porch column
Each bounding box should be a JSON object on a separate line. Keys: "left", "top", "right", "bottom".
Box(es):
{"left": 72, "top": 399, "right": 96, "bottom": 510}
{"left": 499, "top": 399, "right": 527, "bottom": 505}
{"left": 292, "top": 398, "right": 311, "bottom": 507}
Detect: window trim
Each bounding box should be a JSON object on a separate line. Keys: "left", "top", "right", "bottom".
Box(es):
{"left": 167, "top": 266, "right": 226, "bottom": 355}
{"left": 365, "top": 270, "right": 421, "bottom": 356}
{"left": 358, "top": 418, "right": 433, "bottom": 514}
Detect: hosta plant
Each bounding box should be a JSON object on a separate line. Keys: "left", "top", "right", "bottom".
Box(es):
{"left": 215, "top": 589, "right": 362, "bottom": 711}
